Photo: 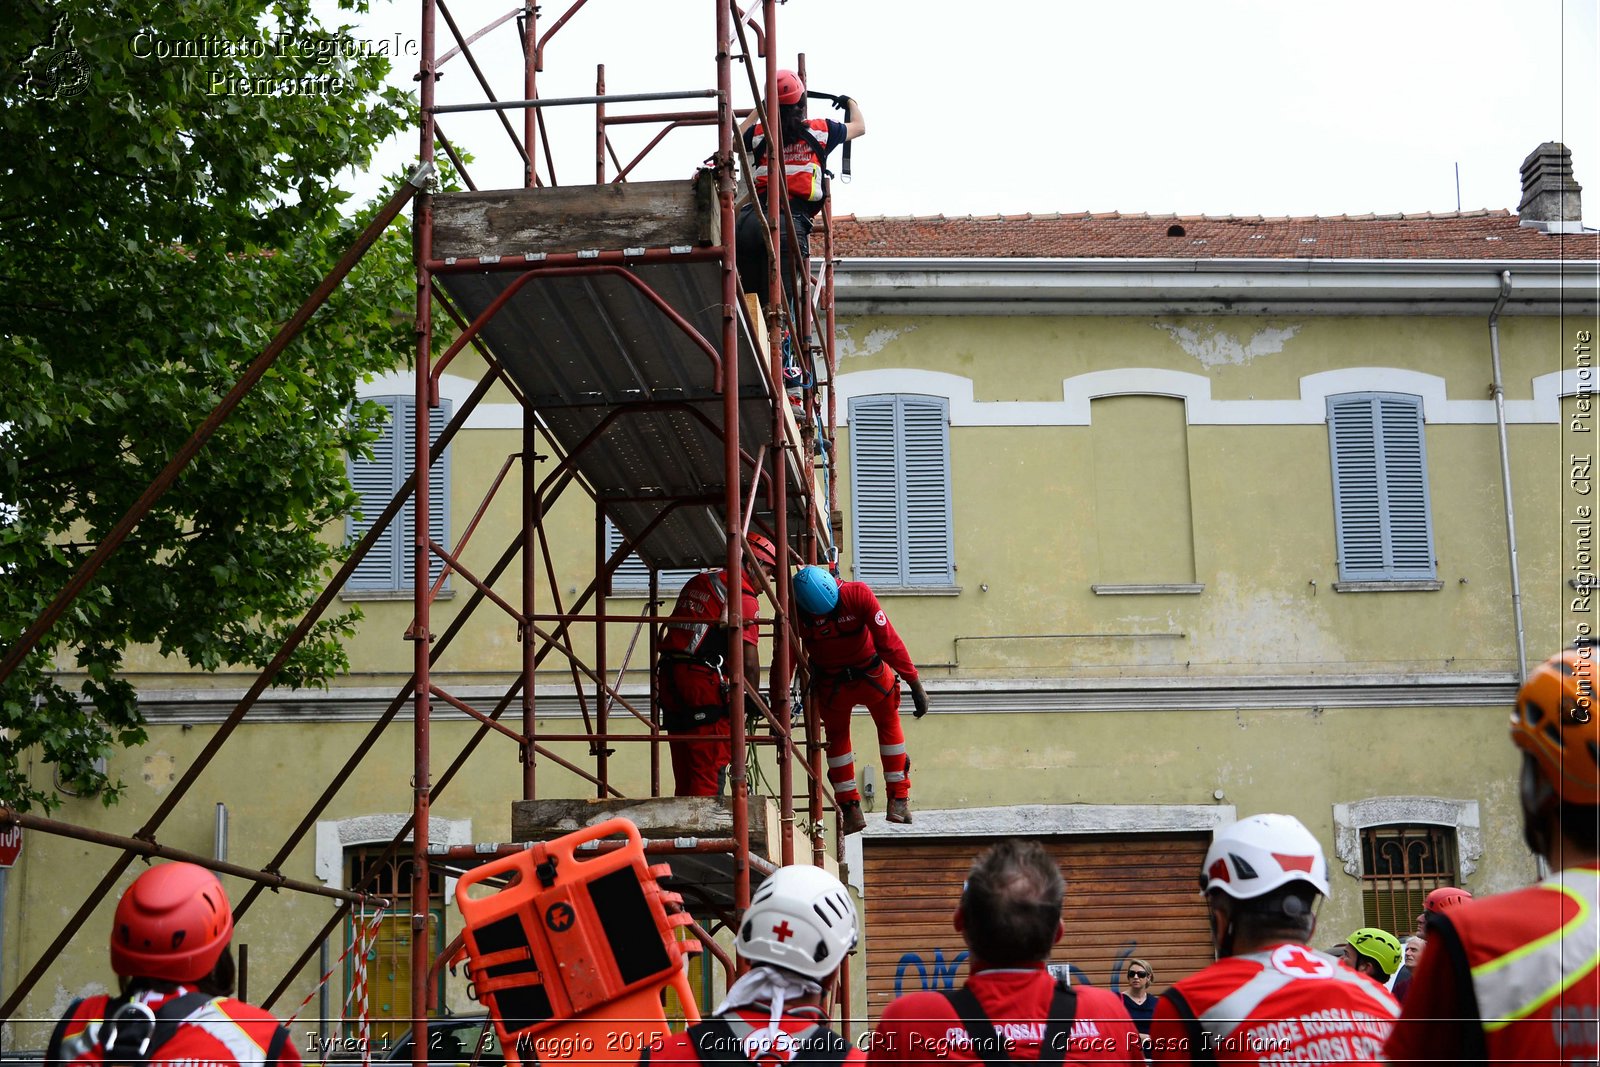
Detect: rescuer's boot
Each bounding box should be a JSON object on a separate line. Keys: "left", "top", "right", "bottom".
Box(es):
{"left": 887, "top": 797, "right": 912, "bottom": 825}
{"left": 838, "top": 800, "right": 867, "bottom": 836}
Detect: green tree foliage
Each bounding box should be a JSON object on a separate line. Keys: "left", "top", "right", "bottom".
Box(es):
{"left": 1, "top": 0, "right": 420, "bottom": 808}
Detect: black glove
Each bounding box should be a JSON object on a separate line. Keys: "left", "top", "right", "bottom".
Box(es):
{"left": 910, "top": 685, "right": 929, "bottom": 719}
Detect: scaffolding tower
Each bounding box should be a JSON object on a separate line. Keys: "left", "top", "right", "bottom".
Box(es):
{"left": 0, "top": 0, "right": 850, "bottom": 1049}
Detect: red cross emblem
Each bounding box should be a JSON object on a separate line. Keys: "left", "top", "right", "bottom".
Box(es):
{"left": 771, "top": 920, "right": 795, "bottom": 942}
{"left": 1271, "top": 944, "right": 1333, "bottom": 978}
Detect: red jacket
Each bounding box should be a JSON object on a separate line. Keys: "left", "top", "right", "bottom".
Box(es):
{"left": 869, "top": 965, "right": 1142, "bottom": 1065}
{"left": 661, "top": 569, "right": 760, "bottom": 663}
{"left": 1149, "top": 943, "right": 1397, "bottom": 1064}
{"left": 49, "top": 989, "right": 298, "bottom": 1067}
{"left": 1384, "top": 865, "right": 1600, "bottom": 1065}
{"left": 797, "top": 582, "right": 917, "bottom": 682}
{"left": 645, "top": 1005, "right": 863, "bottom": 1067}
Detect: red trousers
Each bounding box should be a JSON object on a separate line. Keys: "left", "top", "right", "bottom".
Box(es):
{"left": 668, "top": 717, "right": 730, "bottom": 797}
{"left": 812, "top": 660, "right": 909, "bottom": 803}
{"left": 660, "top": 661, "right": 732, "bottom": 797}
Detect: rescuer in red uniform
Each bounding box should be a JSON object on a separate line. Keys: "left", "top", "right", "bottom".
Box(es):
{"left": 1384, "top": 642, "right": 1600, "bottom": 1064}
{"left": 47, "top": 862, "right": 299, "bottom": 1067}
{"left": 1148, "top": 814, "right": 1399, "bottom": 1064}
{"left": 868, "top": 839, "right": 1143, "bottom": 1065}
{"left": 791, "top": 566, "right": 927, "bottom": 834}
{"left": 642, "top": 864, "right": 863, "bottom": 1067}
{"left": 657, "top": 534, "right": 780, "bottom": 797}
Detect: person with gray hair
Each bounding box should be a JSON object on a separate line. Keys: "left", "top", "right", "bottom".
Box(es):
{"left": 1148, "top": 815, "right": 1398, "bottom": 1063}
{"left": 868, "top": 839, "right": 1141, "bottom": 1064}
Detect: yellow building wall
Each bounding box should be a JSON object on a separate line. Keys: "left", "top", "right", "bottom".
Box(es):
{"left": 12, "top": 309, "right": 1588, "bottom": 1040}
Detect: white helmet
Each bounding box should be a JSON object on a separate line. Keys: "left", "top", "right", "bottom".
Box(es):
{"left": 1201, "top": 813, "right": 1330, "bottom": 900}
{"left": 739, "top": 864, "right": 858, "bottom": 980}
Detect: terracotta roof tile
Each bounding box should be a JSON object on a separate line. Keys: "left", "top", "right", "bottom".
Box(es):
{"left": 829, "top": 209, "right": 1595, "bottom": 260}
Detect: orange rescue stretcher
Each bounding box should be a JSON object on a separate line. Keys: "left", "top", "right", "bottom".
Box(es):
{"left": 455, "top": 818, "right": 701, "bottom": 1064}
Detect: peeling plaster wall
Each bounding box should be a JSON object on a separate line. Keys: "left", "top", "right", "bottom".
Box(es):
{"left": 1155, "top": 322, "right": 1301, "bottom": 368}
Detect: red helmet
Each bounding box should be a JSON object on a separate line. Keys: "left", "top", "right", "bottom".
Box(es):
{"left": 1512, "top": 645, "right": 1600, "bottom": 804}
{"left": 746, "top": 533, "right": 778, "bottom": 570}
{"left": 774, "top": 69, "right": 805, "bottom": 106}
{"left": 111, "top": 863, "right": 233, "bottom": 982}
{"left": 1423, "top": 886, "right": 1473, "bottom": 914}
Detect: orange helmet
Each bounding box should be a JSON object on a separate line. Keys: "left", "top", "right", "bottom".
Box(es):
{"left": 746, "top": 533, "right": 778, "bottom": 570}
{"left": 774, "top": 69, "right": 805, "bottom": 105}
{"left": 111, "top": 863, "right": 233, "bottom": 982}
{"left": 1423, "top": 886, "right": 1472, "bottom": 914}
{"left": 1512, "top": 645, "right": 1600, "bottom": 805}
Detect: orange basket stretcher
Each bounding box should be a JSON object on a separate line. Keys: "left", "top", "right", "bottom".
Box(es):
{"left": 454, "top": 818, "right": 702, "bottom": 1064}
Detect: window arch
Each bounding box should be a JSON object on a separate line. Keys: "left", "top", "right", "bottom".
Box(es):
{"left": 1333, "top": 797, "right": 1481, "bottom": 935}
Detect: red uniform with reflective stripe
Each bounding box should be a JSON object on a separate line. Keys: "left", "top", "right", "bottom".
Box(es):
{"left": 659, "top": 570, "right": 760, "bottom": 797}
{"left": 745, "top": 118, "right": 845, "bottom": 206}
{"left": 661, "top": 570, "right": 759, "bottom": 661}
{"left": 1149, "top": 943, "right": 1397, "bottom": 1064}
{"left": 869, "top": 965, "right": 1142, "bottom": 1064}
{"left": 795, "top": 582, "right": 915, "bottom": 681}
{"left": 1384, "top": 864, "right": 1600, "bottom": 1065}
{"left": 796, "top": 582, "right": 915, "bottom": 804}
{"left": 645, "top": 1006, "right": 865, "bottom": 1067}
{"left": 52, "top": 990, "right": 298, "bottom": 1067}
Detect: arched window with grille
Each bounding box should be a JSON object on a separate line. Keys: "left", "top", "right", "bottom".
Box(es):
{"left": 344, "top": 846, "right": 447, "bottom": 1045}
{"left": 1358, "top": 823, "right": 1461, "bottom": 934}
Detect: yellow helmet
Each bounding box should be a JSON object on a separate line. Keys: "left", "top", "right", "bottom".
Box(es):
{"left": 1347, "top": 927, "right": 1402, "bottom": 976}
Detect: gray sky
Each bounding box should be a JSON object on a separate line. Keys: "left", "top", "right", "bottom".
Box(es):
{"left": 339, "top": 0, "right": 1599, "bottom": 225}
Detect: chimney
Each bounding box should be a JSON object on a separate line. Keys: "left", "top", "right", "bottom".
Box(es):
{"left": 1518, "top": 142, "right": 1584, "bottom": 232}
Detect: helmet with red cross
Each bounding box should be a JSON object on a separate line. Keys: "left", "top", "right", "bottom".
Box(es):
{"left": 738, "top": 864, "right": 857, "bottom": 980}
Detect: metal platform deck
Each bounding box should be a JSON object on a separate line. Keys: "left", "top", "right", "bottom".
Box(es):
{"left": 432, "top": 181, "right": 817, "bottom": 572}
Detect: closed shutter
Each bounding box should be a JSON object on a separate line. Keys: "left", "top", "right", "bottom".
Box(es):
{"left": 861, "top": 834, "right": 1213, "bottom": 1022}
{"left": 348, "top": 396, "right": 451, "bottom": 590}
{"left": 605, "top": 520, "right": 699, "bottom": 594}
{"left": 1327, "top": 392, "right": 1434, "bottom": 581}
{"left": 848, "top": 395, "right": 954, "bottom": 587}
{"left": 849, "top": 397, "right": 902, "bottom": 585}
{"left": 349, "top": 397, "right": 403, "bottom": 589}
{"left": 901, "top": 397, "right": 955, "bottom": 586}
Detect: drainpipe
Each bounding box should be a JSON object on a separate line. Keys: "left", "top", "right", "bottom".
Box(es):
{"left": 1489, "top": 270, "right": 1528, "bottom": 682}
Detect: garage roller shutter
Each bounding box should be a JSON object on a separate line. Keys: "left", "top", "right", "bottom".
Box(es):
{"left": 861, "top": 833, "right": 1213, "bottom": 1021}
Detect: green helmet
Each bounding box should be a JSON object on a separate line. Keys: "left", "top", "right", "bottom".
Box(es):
{"left": 1348, "top": 927, "right": 1402, "bottom": 976}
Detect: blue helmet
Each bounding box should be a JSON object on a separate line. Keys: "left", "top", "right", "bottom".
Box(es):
{"left": 793, "top": 566, "right": 840, "bottom": 616}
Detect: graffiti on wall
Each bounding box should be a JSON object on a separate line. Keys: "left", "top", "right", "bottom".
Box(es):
{"left": 893, "top": 941, "right": 1142, "bottom": 997}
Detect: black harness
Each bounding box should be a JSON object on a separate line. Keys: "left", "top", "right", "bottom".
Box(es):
{"left": 640, "top": 1015, "right": 853, "bottom": 1067}
{"left": 1156, "top": 988, "right": 1216, "bottom": 1064}
{"left": 938, "top": 981, "right": 1079, "bottom": 1066}
{"left": 47, "top": 992, "right": 291, "bottom": 1067}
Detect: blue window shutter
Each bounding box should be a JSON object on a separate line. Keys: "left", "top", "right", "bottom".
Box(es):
{"left": 1328, "top": 393, "right": 1435, "bottom": 581}
{"left": 849, "top": 395, "right": 954, "bottom": 587}
{"left": 900, "top": 396, "right": 955, "bottom": 586}
{"left": 405, "top": 397, "right": 451, "bottom": 588}
{"left": 605, "top": 520, "right": 698, "bottom": 594}
{"left": 849, "top": 396, "right": 904, "bottom": 585}
{"left": 348, "top": 397, "right": 403, "bottom": 590}
{"left": 347, "top": 396, "right": 451, "bottom": 591}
